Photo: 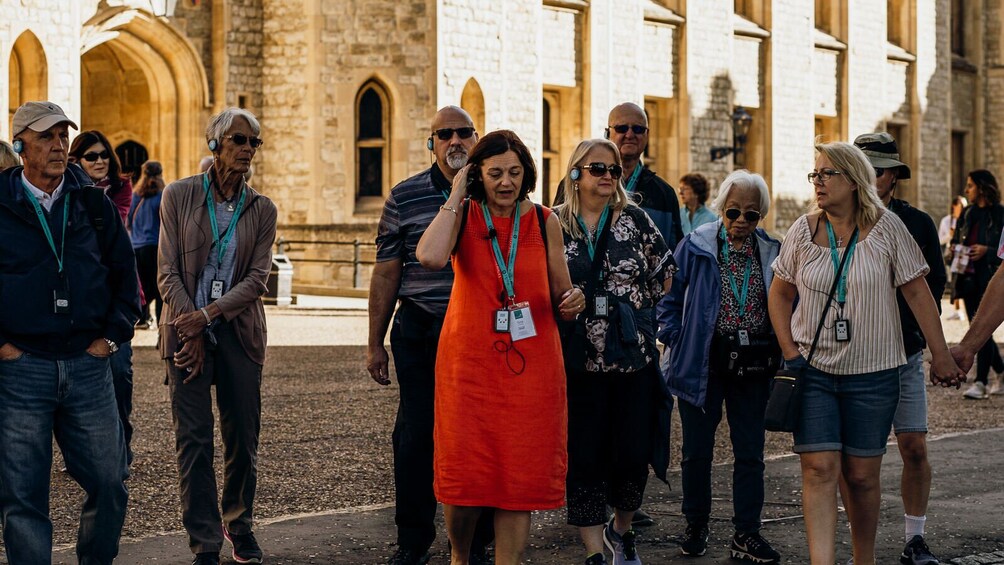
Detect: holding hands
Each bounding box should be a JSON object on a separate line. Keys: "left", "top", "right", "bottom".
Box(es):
{"left": 557, "top": 287, "right": 586, "bottom": 321}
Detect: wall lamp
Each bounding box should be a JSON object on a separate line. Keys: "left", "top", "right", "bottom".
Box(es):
{"left": 710, "top": 106, "right": 753, "bottom": 165}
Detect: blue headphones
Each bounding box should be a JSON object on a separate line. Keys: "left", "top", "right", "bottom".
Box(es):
{"left": 208, "top": 139, "right": 219, "bottom": 152}
{"left": 12, "top": 139, "right": 23, "bottom": 153}
{"left": 569, "top": 167, "right": 581, "bottom": 181}
{"left": 426, "top": 137, "right": 434, "bottom": 151}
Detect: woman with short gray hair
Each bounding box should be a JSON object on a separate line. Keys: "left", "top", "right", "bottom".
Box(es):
{"left": 158, "top": 107, "right": 276, "bottom": 565}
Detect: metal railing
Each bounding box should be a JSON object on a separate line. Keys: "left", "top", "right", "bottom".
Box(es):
{"left": 275, "top": 237, "right": 377, "bottom": 288}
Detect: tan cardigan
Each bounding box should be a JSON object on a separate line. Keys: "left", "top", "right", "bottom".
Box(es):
{"left": 157, "top": 174, "right": 277, "bottom": 364}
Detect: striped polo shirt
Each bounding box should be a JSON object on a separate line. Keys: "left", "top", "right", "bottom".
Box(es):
{"left": 772, "top": 212, "right": 929, "bottom": 375}
{"left": 376, "top": 165, "right": 454, "bottom": 317}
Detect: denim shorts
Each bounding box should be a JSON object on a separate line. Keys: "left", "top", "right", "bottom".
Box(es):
{"left": 892, "top": 351, "right": 928, "bottom": 434}
{"left": 790, "top": 357, "right": 901, "bottom": 457}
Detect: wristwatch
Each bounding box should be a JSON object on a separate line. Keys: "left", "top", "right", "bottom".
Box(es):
{"left": 104, "top": 338, "right": 119, "bottom": 354}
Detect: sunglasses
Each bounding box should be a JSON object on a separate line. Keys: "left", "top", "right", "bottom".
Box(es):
{"left": 578, "top": 162, "right": 623, "bottom": 179}
{"left": 874, "top": 167, "right": 886, "bottom": 177}
{"left": 807, "top": 169, "right": 842, "bottom": 183}
{"left": 81, "top": 150, "right": 110, "bottom": 163}
{"left": 724, "top": 208, "right": 762, "bottom": 223}
{"left": 225, "top": 134, "right": 264, "bottom": 148}
{"left": 432, "top": 127, "right": 476, "bottom": 141}
{"left": 609, "top": 124, "right": 649, "bottom": 135}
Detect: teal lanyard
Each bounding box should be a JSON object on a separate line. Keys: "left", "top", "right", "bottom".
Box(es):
{"left": 22, "top": 180, "right": 70, "bottom": 274}
{"left": 575, "top": 206, "right": 610, "bottom": 261}
{"left": 441, "top": 190, "right": 450, "bottom": 200}
{"left": 825, "top": 221, "right": 859, "bottom": 305}
{"left": 203, "top": 172, "right": 248, "bottom": 267}
{"left": 481, "top": 202, "right": 521, "bottom": 303}
{"left": 625, "top": 164, "right": 642, "bottom": 193}
{"left": 720, "top": 224, "right": 752, "bottom": 317}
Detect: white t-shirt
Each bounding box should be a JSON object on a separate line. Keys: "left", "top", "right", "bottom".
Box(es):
{"left": 772, "top": 212, "right": 929, "bottom": 375}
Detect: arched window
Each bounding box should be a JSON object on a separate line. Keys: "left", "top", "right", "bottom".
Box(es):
{"left": 461, "top": 78, "right": 486, "bottom": 135}
{"left": 356, "top": 81, "right": 390, "bottom": 203}
{"left": 8, "top": 31, "right": 48, "bottom": 134}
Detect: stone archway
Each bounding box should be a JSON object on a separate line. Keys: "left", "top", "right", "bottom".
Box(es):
{"left": 8, "top": 30, "right": 48, "bottom": 134}
{"left": 80, "top": 7, "right": 210, "bottom": 181}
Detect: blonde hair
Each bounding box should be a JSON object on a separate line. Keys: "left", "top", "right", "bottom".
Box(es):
{"left": 812, "top": 141, "right": 884, "bottom": 227}
{"left": 710, "top": 169, "right": 772, "bottom": 217}
{"left": 557, "top": 139, "right": 634, "bottom": 239}
{"left": 0, "top": 140, "right": 21, "bottom": 171}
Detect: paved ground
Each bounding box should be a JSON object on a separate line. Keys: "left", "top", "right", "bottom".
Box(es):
{"left": 19, "top": 297, "right": 1004, "bottom": 563}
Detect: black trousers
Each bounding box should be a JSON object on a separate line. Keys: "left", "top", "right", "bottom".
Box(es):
{"left": 565, "top": 365, "right": 656, "bottom": 527}
{"left": 963, "top": 289, "right": 1004, "bottom": 384}
{"left": 135, "top": 245, "right": 162, "bottom": 322}
{"left": 389, "top": 301, "right": 493, "bottom": 552}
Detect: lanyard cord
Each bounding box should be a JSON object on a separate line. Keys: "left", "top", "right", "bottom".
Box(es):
{"left": 22, "top": 180, "right": 69, "bottom": 274}
{"left": 720, "top": 224, "right": 752, "bottom": 318}
{"left": 203, "top": 172, "right": 248, "bottom": 267}
{"left": 481, "top": 201, "right": 521, "bottom": 303}
{"left": 625, "top": 164, "right": 642, "bottom": 193}
{"left": 825, "top": 219, "right": 859, "bottom": 305}
{"left": 576, "top": 205, "right": 610, "bottom": 262}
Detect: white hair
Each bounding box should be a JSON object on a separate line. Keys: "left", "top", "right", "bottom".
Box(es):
{"left": 205, "top": 107, "right": 261, "bottom": 147}
{"left": 710, "top": 169, "right": 771, "bottom": 217}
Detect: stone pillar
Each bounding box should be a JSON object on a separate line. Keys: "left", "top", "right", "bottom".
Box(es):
{"left": 846, "top": 0, "right": 890, "bottom": 137}
{"left": 915, "top": 0, "right": 952, "bottom": 214}
{"left": 584, "top": 0, "right": 644, "bottom": 136}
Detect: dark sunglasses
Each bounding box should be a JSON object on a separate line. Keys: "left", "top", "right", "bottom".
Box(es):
{"left": 81, "top": 150, "right": 110, "bottom": 162}
{"left": 874, "top": 167, "right": 886, "bottom": 177}
{"left": 609, "top": 124, "right": 649, "bottom": 135}
{"left": 578, "top": 162, "right": 623, "bottom": 179}
{"left": 724, "top": 208, "right": 762, "bottom": 223}
{"left": 432, "top": 127, "right": 476, "bottom": 141}
{"left": 226, "top": 134, "right": 264, "bottom": 148}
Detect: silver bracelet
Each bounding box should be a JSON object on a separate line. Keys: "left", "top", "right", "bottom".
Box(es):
{"left": 440, "top": 204, "right": 458, "bottom": 215}
{"left": 200, "top": 307, "right": 212, "bottom": 325}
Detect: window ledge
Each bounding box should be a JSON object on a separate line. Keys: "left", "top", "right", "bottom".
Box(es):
{"left": 814, "top": 28, "right": 846, "bottom": 51}
{"left": 733, "top": 13, "right": 770, "bottom": 39}
{"left": 543, "top": 0, "right": 588, "bottom": 10}
{"left": 952, "top": 54, "right": 978, "bottom": 73}
{"left": 886, "top": 42, "right": 916, "bottom": 63}
{"left": 644, "top": 1, "right": 684, "bottom": 25}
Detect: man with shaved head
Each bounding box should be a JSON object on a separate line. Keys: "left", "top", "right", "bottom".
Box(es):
{"left": 607, "top": 102, "right": 684, "bottom": 251}
{"left": 368, "top": 106, "right": 492, "bottom": 564}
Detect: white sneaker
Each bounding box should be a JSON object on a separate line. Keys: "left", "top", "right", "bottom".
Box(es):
{"left": 964, "top": 381, "right": 988, "bottom": 399}
{"left": 990, "top": 374, "right": 1004, "bottom": 395}
{"left": 945, "top": 311, "right": 962, "bottom": 321}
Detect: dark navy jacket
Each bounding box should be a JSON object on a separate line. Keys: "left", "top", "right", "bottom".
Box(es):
{"left": 0, "top": 165, "right": 140, "bottom": 358}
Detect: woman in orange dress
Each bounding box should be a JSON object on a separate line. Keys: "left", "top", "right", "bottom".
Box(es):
{"left": 418, "top": 129, "right": 585, "bottom": 565}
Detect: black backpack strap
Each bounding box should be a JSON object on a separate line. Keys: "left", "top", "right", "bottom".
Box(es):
{"left": 535, "top": 203, "right": 548, "bottom": 250}
{"left": 78, "top": 186, "right": 111, "bottom": 262}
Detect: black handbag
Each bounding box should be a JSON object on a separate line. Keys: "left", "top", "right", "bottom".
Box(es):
{"left": 764, "top": 226, "right": 856, "bottom": 433}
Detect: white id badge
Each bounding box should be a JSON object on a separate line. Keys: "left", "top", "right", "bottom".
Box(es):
{"left": 210, "top": 279, "right": 224, "bottom": 300}
{"left": 594, "top": 294, "right": 609, "bottom": 318}
{"left": 508, "top": 302, "right": 537, "bottom": 341}
{"left": 835, "top": 319, "right": 851, "bottom": 342}
{"left": 494, "top": 309, "right": 510, "bottom": 333}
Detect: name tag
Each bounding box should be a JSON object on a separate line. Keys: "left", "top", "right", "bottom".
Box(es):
{"left": 508, "top": 302, "right": 537, "bottom": 341}
{"left": 210, "top": 279, "right": 224, "bottom": 300}
{"left": 53, "top": 288, "right": 70, "bottom": 314}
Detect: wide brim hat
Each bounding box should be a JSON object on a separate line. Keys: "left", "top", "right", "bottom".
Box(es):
{"left": 12, "top": 101, "right": 78, "bottom": 137}
{"left": 853, "top": 132, "right": 911, "bottom": 180}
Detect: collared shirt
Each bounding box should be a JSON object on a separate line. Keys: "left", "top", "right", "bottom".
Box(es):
{"left": 680, "top": 205, "right": 717, "bottom": 236}
{"left": 375, "top": 165, "right": 455, "bottom": 317}
{"left": 21, "top": 173, "right": 65, "bottom": 212}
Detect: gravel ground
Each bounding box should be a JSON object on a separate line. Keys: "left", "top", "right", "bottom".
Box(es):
{"left": 10, "top": 342, "right": 1004, "bottom": 553}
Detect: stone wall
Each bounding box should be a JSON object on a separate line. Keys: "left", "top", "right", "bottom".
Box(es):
{"left": 983, "top": 0, "right": 1004, "bottom": 174}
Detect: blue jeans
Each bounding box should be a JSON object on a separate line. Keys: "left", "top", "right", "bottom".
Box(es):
{"left": 110, "top": 341, "right": 134, "bottom": 465}
{"left": 0, "top": 351, "right": 128, "bottom": 565}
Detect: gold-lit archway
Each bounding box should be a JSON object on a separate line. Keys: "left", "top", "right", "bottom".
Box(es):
{"left": 8, "top": 30, "right": 48, "bottom": 134}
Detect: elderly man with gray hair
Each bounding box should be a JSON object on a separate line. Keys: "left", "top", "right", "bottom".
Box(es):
{"left": 159, "top": 107, "right": 276, "bottom": 565}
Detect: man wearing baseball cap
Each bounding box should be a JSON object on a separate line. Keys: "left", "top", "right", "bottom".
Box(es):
{"left": 0, "top": 101, "right": 140, "bottom": 564}
{"left": 853, "top": 132, "right": 946, "bottom": 565}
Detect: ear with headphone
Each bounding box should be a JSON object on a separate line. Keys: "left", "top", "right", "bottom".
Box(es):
{"left": 208, "top": 139, "right": 219, "bottom": 152}
{"left": 603, "top": 128, "right": 611, "bottom": 140}
{"left": 426, "top": 137, "right": 434, "bottom": 151}
{"left": 12, "top": 139, "right": 23, "bottom": 154}
{"left": 569, "top": 167, "right": 581, "bottom": 181}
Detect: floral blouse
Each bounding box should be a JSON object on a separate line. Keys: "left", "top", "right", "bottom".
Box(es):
{"left": 560, "top": 205, "right": 675, "bottom": 373}
{"left": 715, "top": 234, "right": 768, "bottom": 336}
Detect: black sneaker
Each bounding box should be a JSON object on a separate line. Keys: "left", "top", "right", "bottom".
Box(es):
{"left": 900, "top": 535, "right": 940, "bottom": 565}
{"left": 585, "top": 553, "right": 609, "bottom": 565}
{"left": 632, "top": 509, "right": 656, "bottom": 528}
{"left": 192, "top": 553, "right": 220, "bottom": 565}
{"left": 223, "top": 528, "right": 263, "bottom": 564}
{"left": 730, "top": 531, "right": 780, "bottom": 564}
{"left": 387, "top": 547, "right": 431, "bottom": 565}
{"left": 680, "top": 523, "right": 710, "bottom": 557}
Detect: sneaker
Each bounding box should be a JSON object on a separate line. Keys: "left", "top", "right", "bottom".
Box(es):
{"left": 192, "top": 553, "right": 220, "bottom": 565}
{"left": 585, "top": 553, "right": 609, "bottom": 565}
{"left": 387, "top": 548, "right": 431, "bottom": 565}
{"left": 632, "top": 508, "right": 656, "bottom": 528}
{"left": 730, "top": 531, "right": 780, "bottom": 564}
{"left": 223, "top": 527, "right": 263, "bottom": 564}
{"left": 135, "top": 319, "right": 150, "bottom": 330}
{"left": 680, "top": 523, "right": 709, "bottom": 557}
{"left": 963, "top": 381, "right": 988, "bottom": 399}
{"left": 603, "top": 518, "right": 641, "bottom": 564}
{"left": 900, "top": 535, "right": 940, "bottom": 564}
{"left": 945, "top": 311, "right": 962, "bottom": 321}
{"left": 990, "top": 374, "right": 1004, "bottom": 395}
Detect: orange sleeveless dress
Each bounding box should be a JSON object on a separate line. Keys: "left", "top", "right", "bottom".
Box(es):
{"left": 433, "top": 203, "right": 568, "bottom": 511}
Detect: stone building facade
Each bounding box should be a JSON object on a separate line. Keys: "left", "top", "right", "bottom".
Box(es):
{"left": 2, "top": 0, "right": 1002, "bottom": 292}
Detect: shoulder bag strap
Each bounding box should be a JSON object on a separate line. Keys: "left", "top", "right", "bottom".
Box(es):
{"left": 804, "top": 227, "right": 857, "bottom": 365}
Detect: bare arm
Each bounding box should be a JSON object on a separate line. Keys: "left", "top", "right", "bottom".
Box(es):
{"left": 954, "top": 265, "right": 1004, "bottom": 372}
{"left": 545, "top": 213, "right": 584, "bottom": 320}
{"left": 416, "top": 164, "right": 470, "bottom": 270}
{"left": 769, "top": 278, "right": 800, "bottom": 360}
{"left": 367, "top": 260, "right": 402, "bottom": 385}
{"left": 901, "top": 276, "right": 966, "bottom": 387}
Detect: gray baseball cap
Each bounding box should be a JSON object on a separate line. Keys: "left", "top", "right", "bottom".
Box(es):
{"left": 12, "top": 101, "right": 79, "bottom": 137}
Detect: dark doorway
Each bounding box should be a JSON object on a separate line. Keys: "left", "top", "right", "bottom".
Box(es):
{"left": 116, "top": 140, "right": 148, "bottom": 183}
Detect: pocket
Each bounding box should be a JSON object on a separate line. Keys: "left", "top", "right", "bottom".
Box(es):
{"left": 0, "top": 351, "right": 25, "bottom": 363}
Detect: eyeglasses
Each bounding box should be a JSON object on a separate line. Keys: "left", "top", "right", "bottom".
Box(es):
{"left": 226, "top": 134, "right": 264, "bottom": 148}
{"left": 578, "top": 162, "right": 623, "bottom": 179}
{"left": 807, "top": 169, "right": 842, "bottom": 184}
{"left": 432, "top": 127, "right": 476, "bottom": 141}
{"left": 724, "top": 208, "right": 762, "bottom": 223}
{"left": 609, "top": 124, "right": 649, "bottom": 135}
{"left": 81, "top": 150, "right": 110, "bottom": 162}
